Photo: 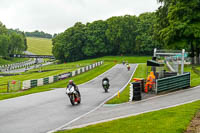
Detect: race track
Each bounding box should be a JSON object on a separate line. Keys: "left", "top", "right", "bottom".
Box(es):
{"left": 0, "top": 64, "right": 137, "bottom": 133}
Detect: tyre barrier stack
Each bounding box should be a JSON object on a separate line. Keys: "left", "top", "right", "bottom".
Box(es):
{"left": 22, "top": 61, "right": 104, "bottom": 90}
{"left": 129, "top": 82, "right": 142, "bottom": 101}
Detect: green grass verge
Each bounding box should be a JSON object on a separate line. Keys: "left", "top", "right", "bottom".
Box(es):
{"left": 27, "top": 37, "right": 52, "bottom": 55}
{"left": 96, "top": 56, "right": 151, "bottom": 63}
{"left": 107, "top": 64, "right": 200, "bottom": 104}
{"left": 107, "top": 64, "right": 147, "bottom": 104}
{"left": 57, "top": 100, "right": 200, "bottom": 133}
{"left": 0, "top": 56, "right": 150, "bottom": 99}
{"left": 0, "top": 58, "right": 29, "bottom": 65}
{"left": 0, "top": 61, "right": 96, "bottom": 92}
{"left": 0, "top": 63, "right": 115, "bottom": 100}
{"left": 184, "top": 65, "right": 200, "bottom": 87}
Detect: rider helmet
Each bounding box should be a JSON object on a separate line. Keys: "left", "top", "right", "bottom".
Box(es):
{"left": 69, "top": 80, "right": 73, "bottom": 85}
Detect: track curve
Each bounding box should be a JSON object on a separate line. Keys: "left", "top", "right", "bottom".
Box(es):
{"left": 0, "top": 64, "right": 137, "bottom": 133}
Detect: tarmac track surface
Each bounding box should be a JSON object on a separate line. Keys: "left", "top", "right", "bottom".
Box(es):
{"left": 0, "top": 64, "right": 136, "bottom": 133}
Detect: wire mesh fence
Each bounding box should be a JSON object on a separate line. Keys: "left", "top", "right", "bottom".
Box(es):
{"left": 7, "top": 80, "right": 21, "bottom": 93}
{"left": 0, "top": 83, "right": 8, "bottom": 93}
{"left": 155, "top": 49, "right": 190, "bottom": 74}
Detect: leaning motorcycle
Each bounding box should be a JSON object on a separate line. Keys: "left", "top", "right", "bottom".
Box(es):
{"left": 102, "top": 80, "right": 109, "bottom": 92}
{"left": 127, "top": 65, "right": 130, "bottom": 71}
{"left": 66, "top": 85, "right": 81, "bottom": 105}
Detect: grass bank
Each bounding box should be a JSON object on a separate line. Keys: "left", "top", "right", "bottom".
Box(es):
{"left": 107, "top": 64, "right": 200, "bottom": 104}
{"left": 0, "top": 58, "right": 29, "bottom": 65}
{"left": 0, "top": 60, "right": 97, "bottom": 92}
{"left": 57, "top": 100, "right": 200, "bottom": 133}
{"left": 0, "top": 63, "right": 115, "bottom": 100}
{"left": 0, "top": 56, "right": 150, "bottom": 99}
{"left": 184, "top": 65, "right": 200, "bottom": 87}
{"left": 97, "top": 56, "right": 151, "bottom": 63}
{"left": 107, "top": 64, "right": 147, "bottom": 104}
{"left": 27, "top": 37, "right": 52, "bottom": 55}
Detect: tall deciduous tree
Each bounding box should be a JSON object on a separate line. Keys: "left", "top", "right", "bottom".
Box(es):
{"left": 83, "top": 20, "right": 110, "bottom": 57}
{"left": 0, "top": 21, "right": 27, "bottom": 58}
{"left": 136, "top": 12, "right": 161, "bottom": 55}
{"left": 155, "top": 0, "right": 200, "bottom": 63}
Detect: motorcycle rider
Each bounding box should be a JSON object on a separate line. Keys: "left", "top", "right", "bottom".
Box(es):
{"left": 66, "top": 80, "right": 81, "bottom": 105}
{"left": 127, "top": 63, "right": 130, "bottom": 71}
{"left": 67, "top": 80, "right": 79, "bottom": 93}
{"left": 122, "top": 60, "right": 125, "bottom": 65}
{"left": 102, "top": 77, "right": 110, "bottom": 88}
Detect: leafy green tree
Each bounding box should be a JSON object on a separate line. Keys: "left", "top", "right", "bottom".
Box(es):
{"left": 0, "top": 34, "right": 9, "bottom": 57}
{"left": 106, "top": 15, "right": 138, "bottom": 55}
{"left": 83, "top": 20, "right": 110, "bottom": 57}
{"left": 136, "top": 12, "right": 161, "bottom": 55}
{"left": 25, "top": 30, "right": 52, "bottom": 38}
{"left": 52, "top": 32, "right": 66, "bottom": 62}
{"left": 155, "top": 0, "right": 200, "bottom": 63}
{"left": 8, "top": 32, "right": 25, "bottom": 55}
{"left": 0, "top": 22, "right": 27, "bottom": 58}
{"left": 53, "top": 14, "right": 160, "bottom": 62}
{"left": 0, "top": 21, "right": 7, "bottom": 35}
{"left": 53, "top": 22, "right": 86, "bottom": 62}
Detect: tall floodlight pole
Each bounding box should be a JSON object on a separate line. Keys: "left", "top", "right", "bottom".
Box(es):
{"left": 181, "top": 49, "right": 185, "bottom": 75}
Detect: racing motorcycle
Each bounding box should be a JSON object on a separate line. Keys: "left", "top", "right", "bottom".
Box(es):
{"left": 127, "top": 65, "right": 130, "bottom": 71}
{"left": 66, "top": 85, "right": 81, "bottom": 105}
{"left": 102, "top": 80, "right": 109, "bottom": 92}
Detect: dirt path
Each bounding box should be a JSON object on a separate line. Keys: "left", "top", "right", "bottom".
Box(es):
{"left": 185, "top": 112, "right": 200, "bottom": 133}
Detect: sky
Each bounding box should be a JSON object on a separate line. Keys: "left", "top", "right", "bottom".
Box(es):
{"left": 0, "top": 0, "right": 160, "bottom": 34}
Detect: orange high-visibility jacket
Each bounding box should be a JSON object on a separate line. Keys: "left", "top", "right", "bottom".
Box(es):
{"left": 147, "top": 72, "right": 155, "bottom": 83}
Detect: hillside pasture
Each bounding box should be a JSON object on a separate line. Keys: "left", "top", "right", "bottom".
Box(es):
{"left": 27, "top": 37, "right": 52, "bottom": 55}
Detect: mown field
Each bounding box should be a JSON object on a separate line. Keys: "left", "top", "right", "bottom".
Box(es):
{"left": 27, "top": 37, "right": 52, "bottom": 55}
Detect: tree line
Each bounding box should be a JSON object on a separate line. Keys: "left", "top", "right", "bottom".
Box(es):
{"left": 0, "top": 22, "right": 27, "bottom": 59}
{"left": 52, "top": 13, "right": 162, "bottom": 62}
{"left": 53, "top": 0, "right": 200, "bottom": 63}
{"left": 155, "top": 0, "right": 200, "bottom": 64}
{"left": 25, "top": 30, "right": 52, "bottom": 39}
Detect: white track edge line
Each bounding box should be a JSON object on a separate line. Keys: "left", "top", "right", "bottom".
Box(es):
{"left": 47, "top": 64, "right": 138, "bottom": 133}
{"left": 62, "top": 98, "right": 200, "bottom": 130}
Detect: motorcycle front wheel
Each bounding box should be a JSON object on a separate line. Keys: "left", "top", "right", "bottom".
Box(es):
{"left": 69, "top": 95, "right": 75, "bottom": 105}
{"left": 103, "top": 85, "right": 108, "bottom": 92}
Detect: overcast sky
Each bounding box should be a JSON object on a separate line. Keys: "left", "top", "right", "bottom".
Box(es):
{"left": 0, "top": 0, "right": 160, "bottom": 34}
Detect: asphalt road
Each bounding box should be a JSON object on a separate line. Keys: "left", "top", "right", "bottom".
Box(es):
{"left": 0, "top": 64, "right": 136, "bottom": 133}
{"left": 64, "top": 86, "right": 200, "bottom": 130}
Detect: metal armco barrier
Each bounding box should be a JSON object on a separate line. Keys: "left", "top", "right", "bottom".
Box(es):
{"left": 22, "top": 61, "right": 104, "bottom": 90}
{"left": 10, "top": 54, "right": 55, "bottom": 59}
{"left": 156, "top": 72, "right": 190, "bottom": 93}
{"left": 31, "top": 80, "right": 38, "bottom": 88}
{"left": 43, "top": 77, "right": 49, "bottom": 85}
{"left": 53, "top": 75, "right": 59, "bottom": 82}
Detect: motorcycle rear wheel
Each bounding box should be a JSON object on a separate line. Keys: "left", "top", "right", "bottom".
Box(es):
{"left": 77, "top": 91, "right": 81, "bottom": 104}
